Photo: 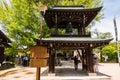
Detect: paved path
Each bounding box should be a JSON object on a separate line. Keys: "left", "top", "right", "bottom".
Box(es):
{"left": 0, "top": 61, "right": 120, "bottom": 80}
{"left": 41, "top": 61, "right": 111, "bottom": 80}
{"left": 0, "top": 66, "right": 48, "bottom": 80}
{"left": 98, "top": 63, "right": 120, "bottom": 80}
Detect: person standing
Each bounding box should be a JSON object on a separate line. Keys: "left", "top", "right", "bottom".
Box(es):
{"left": 104, "top": 56, "right": 108, "bottom": 62}
{"left": 93, "top": 54, "right": 99, "bottom": 72}
{"left": 22, "top": 55, "right": 29, "bottom": 67}
{"left": 73, "top": 56, "right": 79, "bottom": 70}
{"left": 14, "top": 55, "right": 20, "bottom": 66}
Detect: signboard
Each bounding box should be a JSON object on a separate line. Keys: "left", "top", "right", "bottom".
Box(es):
{"left": 30, "top": 46, "right": 49, "bottom": 58}
{"left": 29, "top": 46, "right": 49, "bottom": 67}
{"left": 30, "top": 59, "right": 47, "bottom": 67}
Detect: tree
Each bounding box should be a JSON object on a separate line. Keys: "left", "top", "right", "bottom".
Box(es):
{"left": 92, "top": 28, "right": 113, "bottom": 62}
{"left": 102, "top": 42, "right": 119, "bottom": 62}
{"left": 92, "top": 28, "right": 101, "bottom": 38}
{"left": 92, "top": 28, "right": 113, "bottom": 39}
{"left": 0, "top": 0, "right": 103, "bottom": 56}
{"left": 99, "top": 32, "right": 113, "bottom": 39}
{"left": 92, "top": 28, "right": 118, "bottom": 62}
{"left": 0, "top": 0, "right": 49, "bottom": 56}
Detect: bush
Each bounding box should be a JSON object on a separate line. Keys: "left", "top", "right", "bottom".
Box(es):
{"left": 0, "top": 62, "right": 15, "bottom": 70}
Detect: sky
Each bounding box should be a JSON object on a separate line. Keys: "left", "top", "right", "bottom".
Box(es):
{"left": 0, "top": 0, "right": 120, "bottom": 40}
{"left": 91, "top": 0, "right": 120, "bottom": 40}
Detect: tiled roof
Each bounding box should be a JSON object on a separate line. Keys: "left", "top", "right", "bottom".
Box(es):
{"left": 40, "top": 37, "right": 113, "bottom": 43}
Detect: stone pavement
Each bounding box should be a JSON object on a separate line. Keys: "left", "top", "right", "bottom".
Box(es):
{"left": 0, "top": 61, "right": 120, "bottom": 80}
{"left": 41, "top": 61, "right": 111, "bottom": 80}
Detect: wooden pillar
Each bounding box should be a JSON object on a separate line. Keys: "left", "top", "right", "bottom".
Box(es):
{"left": 100, "top": 47, "right": 103, "bottom": 62}
{"left": 78, "top": 28, "right": 82, "bottom": 35}
{"left": 82, "top": 49, "right": 86, "bottom": 71}
{"left": 82, "top": 27, "right": 85, "bottom": 35}
{"left": 83, "top": 14, "right": 86, "bottom": 35}
{"left": 81, "top": 48, "right": 88, "bottom": 71}
{"left": 48, "top": 47, "right": 55, "bottom": 73}
{"left": 54, "top": 13, "right": 58, "bottom": 35}
{"left": 88, "top": 48, "right": 94, "bottom": 72}
{"left": 0, "top": 47, "right": 5, "bottom": 64}
{"left": 86, "top": 48, "right": 89, "bottom": 71}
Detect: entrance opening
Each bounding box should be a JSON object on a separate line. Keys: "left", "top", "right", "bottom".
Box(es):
{"left": 54, "top": 50, "right": 84, "bottom": 75}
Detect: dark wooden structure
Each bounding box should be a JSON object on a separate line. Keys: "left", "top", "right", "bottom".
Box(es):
{"left": 0, "top": 30, "right": 11, "bottom": 64}
{"left": 35, "top": 6, "right": 113, "bottom": 73}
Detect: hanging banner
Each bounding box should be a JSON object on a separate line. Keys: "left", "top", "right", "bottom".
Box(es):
{"left": 113, "top": 17, "right": 120, "bottom": 66}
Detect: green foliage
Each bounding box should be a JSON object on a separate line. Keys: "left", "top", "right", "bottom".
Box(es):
{"left": 99, "top": 32, "right": 113, "bottom": 39}
{"left": 102, "top": 41, "right": 120, "bottom": 62}
{"left": 92, "top": 28, "right": 113, "bottom": 62}
{"left": 57, "top": 0, "right": 103, "bottom": 7}
{"left": 92, "top": 28, "right": 113, "bottom": 39}
{"left": 0, "top": 0, "right": 49, "bottom": 56}
{"left": 5, "top": 43, "right": 18, "bottom": 56}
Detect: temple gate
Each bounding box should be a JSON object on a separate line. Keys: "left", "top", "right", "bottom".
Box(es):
{"left": 30, "top": 5, "right": 113, "bottom": 79}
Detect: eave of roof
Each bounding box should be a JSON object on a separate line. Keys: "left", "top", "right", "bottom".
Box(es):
{"left": 50, "top": 5, "right": 85, "bottom": 10}
{"left": 0, "top": 43, "right": 11, "bottom": 48}
{"left": 0, "top": 30, "right": 11, "bottom": 43}
{"left": 48, "top": 6, "right": 102, "bottom": 11}
{"left": 37, "top": 37, "right": 113, "bottom": 43}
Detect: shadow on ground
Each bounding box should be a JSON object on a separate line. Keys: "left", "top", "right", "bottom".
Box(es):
{"left": 42, "top": 67, "right": 111, "bottom": 77}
